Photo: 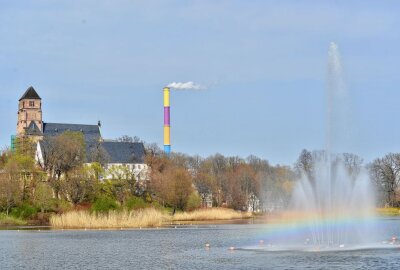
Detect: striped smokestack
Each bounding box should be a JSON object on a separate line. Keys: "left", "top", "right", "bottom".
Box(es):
{"left": 163, "top": 87, "right": 171, "bottom": 154}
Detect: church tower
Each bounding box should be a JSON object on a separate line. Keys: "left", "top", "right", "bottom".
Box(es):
{"left": 17, "top": 86, "right": 43, "bottom": 137}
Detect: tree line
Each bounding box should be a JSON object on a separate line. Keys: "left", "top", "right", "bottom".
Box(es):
{"left": 295, "top": 149, "right": 400, "bottom": 207}
{"left": 0, "top": 132, "right": 399, "bottom": 221}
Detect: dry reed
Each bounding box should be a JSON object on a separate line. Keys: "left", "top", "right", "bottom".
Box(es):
{"left": 376, "top": 207, "right": 400, "bottom": 216}
{"left": 172, "top": 208, "right": 251, "bottom": 221}
{"left": 50, "top": 208, "right": 169, "bottom": 229}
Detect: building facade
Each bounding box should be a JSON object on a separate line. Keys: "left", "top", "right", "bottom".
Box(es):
{"left": 17, "top": 87, "right": 43, "bottom": 140}
{"left": 17, "top": 86, "right": 148, "bottom": 182}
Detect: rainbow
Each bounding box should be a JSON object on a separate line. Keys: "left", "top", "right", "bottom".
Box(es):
{"left": 248, "top": 211, "right": 378, "bottom": 247}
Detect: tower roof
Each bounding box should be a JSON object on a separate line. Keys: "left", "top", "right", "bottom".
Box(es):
{"left": 19, "top": 86, "right": 41, "bottom": 101}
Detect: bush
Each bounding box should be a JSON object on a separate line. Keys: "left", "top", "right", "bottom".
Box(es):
{"left": 10, "top": 204, "right": 38, "bottom": 219}
{"left": 125, "top": 197, "right": 147, "bottom": 211}
{"left": 0, "top": 213, "right": 27, "bottom": 226}
{"left": 186, "top": 192, "right": 201, "bottom": 211}
{"left": 91, "top": 196, "right": 119, "bottom": 213}
{"left": 55, "top": 199, "right": 73, "bottom": 213}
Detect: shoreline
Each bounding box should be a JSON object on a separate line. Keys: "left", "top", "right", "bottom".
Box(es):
{"left": 2, "top": 208, "right": 399, "bottom": 230}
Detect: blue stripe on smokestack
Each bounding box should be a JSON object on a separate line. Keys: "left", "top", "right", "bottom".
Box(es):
{"left": 164, "top": 145, "right": 171, "bottom": 154}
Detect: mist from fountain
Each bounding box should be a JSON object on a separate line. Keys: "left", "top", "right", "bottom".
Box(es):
{"left": 289, "top": 42, "right": 377, "bottom": 248}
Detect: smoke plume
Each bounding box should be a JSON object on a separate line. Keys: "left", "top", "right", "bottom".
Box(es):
{"left": 167, "top": 81, "right": 204, "bottom": 90}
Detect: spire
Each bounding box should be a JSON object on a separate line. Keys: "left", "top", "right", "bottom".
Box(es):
{"left": 19, "top": 86, "right": 41, "bottom": 101}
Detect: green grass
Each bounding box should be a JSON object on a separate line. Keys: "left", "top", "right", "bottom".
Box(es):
{"left": 0, "top": 213, "right": 27, "bottom": 226}
{"left": 376, "top": 207, "right": 400, "bottom": 216}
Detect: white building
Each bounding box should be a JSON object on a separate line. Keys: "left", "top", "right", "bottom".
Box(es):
{"left": 35, "top": 124, "right": 148, "bottom": 183}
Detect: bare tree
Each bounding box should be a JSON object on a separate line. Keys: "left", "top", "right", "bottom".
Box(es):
{"left": 369, "top": 153, "right": 400, "bottom": 207}
{"left": 88, "top": 143, "right": 109, "bottom": 166}
{"left": 295, "top": 149, "right": 314, "bottom": 179}
{"left": 41, "top": 131, "right": 86, "bottom": 198}
{"left": 117, "top": 135, "right": 142, "bottom": 143}
{"left": 341, "top": 153, "right": 364, "bottom": 179}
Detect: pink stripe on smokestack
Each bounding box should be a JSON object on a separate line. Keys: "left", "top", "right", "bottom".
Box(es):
{"left": 164, "top": 107, "right": 170, "bottom": 125}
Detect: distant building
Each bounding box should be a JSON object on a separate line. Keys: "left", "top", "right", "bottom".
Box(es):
{"left": 201, "top": 192, "right": 213, "bottom": 208}
{"left": 247, "top": 193, "right": 260, "bottom": 212}
{"left": 17, "top": 86, "right": 148, "bottom": 181}
{"left": 17, "top": 86, "right": 43, "bottom": 141}
{"left": 99, "top": 141, "right": 148, "bottom": 181}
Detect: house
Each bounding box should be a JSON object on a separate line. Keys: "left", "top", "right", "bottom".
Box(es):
{"left": 95, "top": 141, "right": 148, "bottom": 181}
{"left": 17, "top": 86, "right": 148, "bottom": 181}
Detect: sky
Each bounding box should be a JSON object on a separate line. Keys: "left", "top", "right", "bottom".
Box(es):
{"left": 1, "top": 0, "right": 400, "bottom": 165}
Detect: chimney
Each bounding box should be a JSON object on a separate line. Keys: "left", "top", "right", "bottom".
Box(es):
{"left": 163, "top": 87, "right": 171, "bottom": 154}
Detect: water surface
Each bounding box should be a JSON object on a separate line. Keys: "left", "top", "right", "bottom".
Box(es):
{"left": 0, "top": 218, "right": 399, "bottom": 269}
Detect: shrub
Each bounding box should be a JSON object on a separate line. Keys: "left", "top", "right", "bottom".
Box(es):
{"left": 55, "top": 199, "right": 73, "bottom": 213}
{"left": 125, "top": 197, "right": 147, "bottom": 210}
{"left": 91, "top": 196, "right": 119, "bottom": 213}
{"left": 0, "top": 213, "right": 27, "bottom": 226}
{"left": 10, "top": 204, "right": 38, "bottom": 219}
{"left": 186, "top": 192, "right": 201, "bottom": 211}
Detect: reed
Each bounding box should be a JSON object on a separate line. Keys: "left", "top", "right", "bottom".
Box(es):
{"left": 376, "top": 207, "right": 400, "bottom": 216}
{"left": 172, "top": 208, "right": 251, "bottom": 221}
{"left": 50, "top": 208, "right": 168, "bottom": 229}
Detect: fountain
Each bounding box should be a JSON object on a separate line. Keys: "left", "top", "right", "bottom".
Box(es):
{"left": 289, "top": 42, "right": 377, "bottom": 249}
{"left": 247, "top": 43, "right": 385, "bottom": 251}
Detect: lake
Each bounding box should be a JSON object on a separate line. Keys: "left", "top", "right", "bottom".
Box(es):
{"left": 1, "top": 218, "right": 399, "bottom": 269}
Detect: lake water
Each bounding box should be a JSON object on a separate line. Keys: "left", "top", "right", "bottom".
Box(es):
{"left": 1, "top": 218, "right": 399, "bottom": 269}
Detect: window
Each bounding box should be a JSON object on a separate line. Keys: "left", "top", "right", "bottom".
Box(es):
{"left": 29, "top": 101, "right": 35, "bottom": 107}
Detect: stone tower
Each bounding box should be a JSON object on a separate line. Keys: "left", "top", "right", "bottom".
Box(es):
{"left": 17, "top": 86, "right": 43, "bottom": 137}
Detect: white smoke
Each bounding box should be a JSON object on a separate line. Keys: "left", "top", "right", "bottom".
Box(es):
{"left": 167, "top": 81, "right": 204, "bottom": 90}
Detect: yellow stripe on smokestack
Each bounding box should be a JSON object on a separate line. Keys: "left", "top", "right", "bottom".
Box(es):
{"left": 163, "top": 87, "right": 170, "bottom": 107}
{"left": 164, "top": 126, "right": 170, "bottom": 145}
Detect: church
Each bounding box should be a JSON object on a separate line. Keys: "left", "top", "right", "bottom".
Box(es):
{"left": 16, "top": 86, "right": 148, "bottom": 181}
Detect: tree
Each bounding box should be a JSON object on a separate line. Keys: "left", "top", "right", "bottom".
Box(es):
{"left": 0, "top": 158, "right": 22, "bottom": 214}
{"left": 369, "top": 153, "right": 400, "bottom": 207}
{"left": 88, "top": 143, "right": 109, "bottom": 166}
{"left": 0, "top": 148, "right": 10, "bottom": 169}
{"left": 61, "top": 167, "right": 96, "bottom": 205}
{"left": 193, "top": 172, "right": 216, "bottom": 207}
{"left": 34, "top": 182, "right": 53, "bottom": 213}
{"left": 341, "top": 153, "right": 363, "bottom": 180}
{"left": 148, "top": 157, "right": 193, "bottom": 211}
{"left": 295, "top": 149, "right": 314, "bottom": 179}
{"left": 41, "top": 131, "right": 86, "bottom": 198}
{"left": 105, "top": 165, "right": 137, "bottom": 203}
{"left": 171, "top": 168, "right": 193, "bottom": 210}
{"left": 15, "top": 136, "right": 36, "bottom": 157}
{"left": 117, "top": 135, "right": 142, "bottom": 143}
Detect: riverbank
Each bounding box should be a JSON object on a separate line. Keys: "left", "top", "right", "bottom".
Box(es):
{"left": 376, "top": 208, "right": 400, "bottom": 216}
{"left": 3, "top": 208, "right": 398, "bottom": 229}
{"left": 0, "top": 214, "right": 27, "bottom": 226}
